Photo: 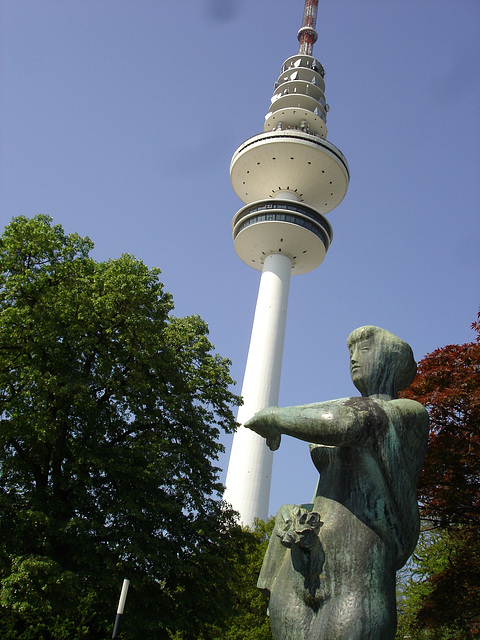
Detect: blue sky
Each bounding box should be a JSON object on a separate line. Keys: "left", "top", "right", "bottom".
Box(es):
{"left": 1, "top": 0, "right": 479, "bottom": 516}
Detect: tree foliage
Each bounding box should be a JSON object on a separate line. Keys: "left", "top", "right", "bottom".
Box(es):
{"left": 396, "top": 526, "right": 480, "bottom": 640}
{"left": 0, "top": 215, "right": 243, "bottom": 639}
{"left": 209, "top": 518, "right": 273, "bottom": 640}
{"left": 401, "top": 319, "right": 480, "bottom": 529}
{"left": 397, "top": 311, "right": 480, "bottom": 638}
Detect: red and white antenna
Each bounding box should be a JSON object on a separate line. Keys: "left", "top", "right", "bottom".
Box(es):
{"left": 297, "top": 0, "right": 319, "bottom": 56}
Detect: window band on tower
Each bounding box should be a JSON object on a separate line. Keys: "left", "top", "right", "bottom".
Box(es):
{"left": 233, "top": 201, "right": 333, "bottom": 250}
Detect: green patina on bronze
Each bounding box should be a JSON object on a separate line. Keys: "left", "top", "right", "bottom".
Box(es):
{"left": 245, "top": 326, "right": 429, "bottom": 640}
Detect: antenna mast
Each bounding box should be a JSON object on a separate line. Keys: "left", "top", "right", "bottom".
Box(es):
{"left": 297, "top": 0, "right": 319, "bottom": 56}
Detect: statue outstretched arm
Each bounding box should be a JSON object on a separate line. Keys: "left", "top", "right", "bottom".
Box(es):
{"left": 245, "top": 397, "right": 377, "bottom": 451}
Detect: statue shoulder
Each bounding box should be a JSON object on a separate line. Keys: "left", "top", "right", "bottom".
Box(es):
{"left": 390, "top": 398, "right": 429, "bottom": 426}
{"left": 387, "top": 398, "right": 430, "bottom": 456}
{"left": 366, "top": 397, "right": 429, "bottom": 450}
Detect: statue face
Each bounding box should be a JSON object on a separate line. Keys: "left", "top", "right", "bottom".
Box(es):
{"left": 349, "top": 335, "right": 377, "bottom": 395}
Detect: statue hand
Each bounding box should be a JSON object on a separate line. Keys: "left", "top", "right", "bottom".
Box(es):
{"left": 266, "top": 433, "right": 281, "bottom": 451}
{"left": 245, "top": 407, "right": 281, "bottom": 451}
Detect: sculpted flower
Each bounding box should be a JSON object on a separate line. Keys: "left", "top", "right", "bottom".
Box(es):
{"left": 278, "top": 506, "right": 322, "bottom": 550}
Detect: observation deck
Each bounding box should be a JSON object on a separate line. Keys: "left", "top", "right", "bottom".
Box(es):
{"left": 230, "top": 129, "right": 349, "bottom": 213}
{"left": 232, "top": 198, "right": 332, "bottom": 274}
{"left": 230, "top": 52, "right": 349, "bottom": 275}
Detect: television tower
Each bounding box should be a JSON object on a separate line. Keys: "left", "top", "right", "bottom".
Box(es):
{"left": 223, "top": 0, "right": 349, "bottom": 526}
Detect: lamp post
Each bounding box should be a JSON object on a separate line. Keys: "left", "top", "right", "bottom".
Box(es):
{"left": 112, "top": 578, "right": 130, "bottom": 639}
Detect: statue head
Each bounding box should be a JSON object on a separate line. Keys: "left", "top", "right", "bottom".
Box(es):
{"left": 347, "top": 326, "right": 417, "bottom": 399}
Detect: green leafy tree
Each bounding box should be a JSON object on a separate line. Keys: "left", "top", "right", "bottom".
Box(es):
{"left": 0, "top": 215, "right": 243, "bottom": 639}
{"left": 209, "top": 518, "right": 273, "bottom": 640}
{"left": 396, "top": 527, "right": 480, "bottom": 640}
{"left": 396, "top": 312, "right": 480, "bottom": 638}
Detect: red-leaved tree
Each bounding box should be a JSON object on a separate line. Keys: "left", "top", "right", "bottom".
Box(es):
{"left": 398, "top": 310, "right": 480, "bottom": 636}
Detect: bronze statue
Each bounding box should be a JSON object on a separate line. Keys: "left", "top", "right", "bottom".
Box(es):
{"left": 245, "top": 326, "right": 429, "bottom": 640}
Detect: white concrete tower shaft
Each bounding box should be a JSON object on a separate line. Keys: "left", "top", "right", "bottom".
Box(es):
{"left": 224, "top": 0, "right": 349, "bottom": 525}
{"left": 224, "top": 252, "right": 291, "bottom": 524}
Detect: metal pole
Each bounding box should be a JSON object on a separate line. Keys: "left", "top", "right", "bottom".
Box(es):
{"left": 112, "top": 578, "right": 130, "bottom": 639}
